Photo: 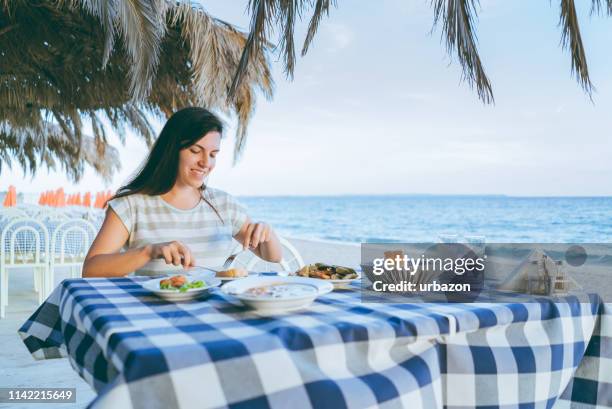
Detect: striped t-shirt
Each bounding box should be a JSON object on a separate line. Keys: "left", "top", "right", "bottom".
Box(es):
{"left": 108, "top": 188, "right": 248, "bottom": 275}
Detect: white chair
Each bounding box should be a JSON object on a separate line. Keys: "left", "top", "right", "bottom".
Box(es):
{"left": 50, "top": 219, "right": 97, "bottom": 283}
{"left": 0, "top": 207, "right": 28, "bottom": 222}
{"left": 83, "top": 209, "right": 105, "bottom": 229}
{"left": 39, "top": 210, "right": 71, "bottom": 223}
{"left": 230, "top": 237, "right": 305, "bottom": 273}
{"left": 0, "top": 218, "right": 50, "bottom": 318}
{"left": 15, "top": 204, "right": 45, "bottom": 218}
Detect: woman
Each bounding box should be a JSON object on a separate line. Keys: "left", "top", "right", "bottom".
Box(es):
{"left": 83, "top": 107, "right": 282, "bottom": 277}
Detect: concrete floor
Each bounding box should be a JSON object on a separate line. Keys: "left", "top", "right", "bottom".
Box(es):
{"left": 0, "top": 268, "right": 96, "bottom": 409}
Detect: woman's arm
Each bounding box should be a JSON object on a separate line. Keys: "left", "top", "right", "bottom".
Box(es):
{"left": 234, "top": 218, "right": 283, "bottom": 263}
{"left": 83, "top": 208, "right": 195, "bottom": 277}
{"left": 83, "top": 208, "right": 150, "bottom": 277}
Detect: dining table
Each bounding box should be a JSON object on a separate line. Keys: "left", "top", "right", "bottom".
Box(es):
{"left": 18, "top": 276, "right": 612, "bottom": 409}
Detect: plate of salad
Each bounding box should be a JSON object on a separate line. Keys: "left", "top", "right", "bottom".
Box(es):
{"left": 142, "top": 273, "right": 221, "bottom": 301}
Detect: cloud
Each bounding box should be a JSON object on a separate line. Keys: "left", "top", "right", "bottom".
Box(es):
{"left": 396, "top": 92, "right": 437, "bottom": 103}
{"left": 325, "top": 23, "right": 354, "bottom": 52}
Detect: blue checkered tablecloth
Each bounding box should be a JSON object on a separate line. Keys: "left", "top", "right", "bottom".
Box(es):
{"left": 18, "top": 277, "right": 612, "bottom": 409}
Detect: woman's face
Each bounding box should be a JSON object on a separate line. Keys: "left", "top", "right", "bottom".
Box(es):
{"left": 176, "top": 131, "right": 221, "bottom": 189}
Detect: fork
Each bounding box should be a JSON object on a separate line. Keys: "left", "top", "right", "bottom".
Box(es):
{"left": 221, "top": 248, "right": 247, "bottom": 269}
{"left": 191, "top": 249, "right": 247, "bottom": 272}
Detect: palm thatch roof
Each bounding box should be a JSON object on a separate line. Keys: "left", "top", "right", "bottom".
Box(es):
{"left": 0, "top": 0, "right": 273, "bottom": 181}
{"left": 1, "top": 0, "right": 607, "bottom": 181}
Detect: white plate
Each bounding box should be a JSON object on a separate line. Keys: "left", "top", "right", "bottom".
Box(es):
{"left": 142, "top": 273, "right": 221, "bottom": 301}
{"left": 291, "top": 272, "right": 362, "bottom": 289}
{"left": 202, "top": 267, "right": 290, "bottom": 281}
{"left": 221, "top": 276, "right": 333, "bottom": 313}
{"left": 328, "top": 272, "right": 362, "bottom": 289}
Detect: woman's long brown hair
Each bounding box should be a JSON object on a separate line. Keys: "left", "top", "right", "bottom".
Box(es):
{"left": 110, "top": 107, "right": 224, "bottom": 222}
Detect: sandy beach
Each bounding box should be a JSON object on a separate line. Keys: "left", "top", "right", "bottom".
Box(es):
{"left": 288, "top": 238, "right": 360, "bottom": 267}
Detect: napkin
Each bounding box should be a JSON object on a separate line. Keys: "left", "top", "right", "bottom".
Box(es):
{"left": 498, "top": 249, "right": 572, "bottom": 295}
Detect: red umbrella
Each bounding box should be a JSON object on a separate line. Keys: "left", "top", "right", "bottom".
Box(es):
{"left": 3, "top": 185, "right": 16, "bottom": 207}
{"left": 83, "top": 192, "right": 92, "bottom": 207}
{"left": 10, "top": 185, "right": 16, "bottom": 206}
{"left": 56, "top": 188, "right": 66, "bottom": 207}
{"left": 2, "top": 190, "right": 10, "bottom": 207}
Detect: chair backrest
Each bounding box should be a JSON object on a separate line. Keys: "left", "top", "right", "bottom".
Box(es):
{"left": 230, "top": 237, "right": 305, "bottom": 273}
{"left": 0, "top": 218, "right": 49, "bottom": 265}
{"left": 0, "top": 207, "right": 28, "bottom": 222}
{"left": 15, "top": 204, "right": 41, "bottom": 217}
{"left": 51, "top": 219, "right": 97, "bottom": 263}
{"left": 83, "top": 209, "right": 105, "bottom": 229}
{"left": 39, "top": 211, "right": 71, "bottom": 222}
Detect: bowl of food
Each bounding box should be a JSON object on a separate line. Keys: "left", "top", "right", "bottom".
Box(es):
{"left": 295, "top": 263, "right": 361, "bottom": 289}
{"left": 142, "top": 273, "right": 221, "bottom": 301}
{"left": 221, "top": 276, "right": 333, "bottom": 313}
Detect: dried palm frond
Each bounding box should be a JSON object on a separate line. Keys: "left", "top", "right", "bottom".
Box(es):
{"left": 0, "top": 120, "right": 120, "bottom": 181}
{"left": 427, "top": 0, "right": 602, "bottom": 103}
{"left": 559, "top": 0, "right": 593, "bottom": 96}
{"left": 431, "top": 0, "right": 493, "bottom": 104}
{"left": 229, "top": 0, "right": 335, "bottom": 99}
{"left": 590, "top": 0, "right": 612, "bottom": 16}
{"left": 0, "top": 0, "right": 274, "bottom": 180}
{"left": 302, "top": 0, "right": 335, "bottom": 56}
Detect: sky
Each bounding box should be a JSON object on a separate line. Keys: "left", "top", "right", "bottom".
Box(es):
{"left": 3, "top": 0, "right": 612, "bottom": 196}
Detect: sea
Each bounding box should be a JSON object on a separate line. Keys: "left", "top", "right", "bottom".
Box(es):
{"left": 238, "top": 195, "right": 612, "bottom": 244}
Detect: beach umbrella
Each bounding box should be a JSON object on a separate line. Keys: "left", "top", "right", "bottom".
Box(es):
{"left": 2, "top": 189, "right": 10, "bottom": 207}
{"left": 93, "top": 192, "right": 102, "bottom": 209}
{"left": 0, "top": 1, "right": 275, "bottom": 182}
{"left": 56, "top": 188, "right": 66, "bottom": 208}
{"left": 83, "top": 192, "right": 92, "bottom": 208}
{"left": 6, "top": 185, "right": 17, "bottom": 207}
{"left": 103, "top": 190, "right": 112, "bottom": 208}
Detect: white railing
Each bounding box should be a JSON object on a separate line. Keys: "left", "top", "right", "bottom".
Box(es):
{"left": 0, "top": 206, "right": 105, "bottom": 318}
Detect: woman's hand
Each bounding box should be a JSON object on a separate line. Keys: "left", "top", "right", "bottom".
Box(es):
{"left": 242, "top": 222, "right": 272, "bottom": 250}
{"left": 149, "top": 241, "right": 195, "bottom": 268}
{"left": 235, "top": 220, "right": 282, "bottom": 263}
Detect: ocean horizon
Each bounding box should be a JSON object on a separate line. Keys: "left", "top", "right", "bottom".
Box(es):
{"left": 238, "top": 195, "right": 612, "bottom": 244}
{"left": 13, "top": 192, "right": 612, "bottom": 244}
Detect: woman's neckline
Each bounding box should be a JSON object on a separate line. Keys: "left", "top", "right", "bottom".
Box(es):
{"left": 157, "top": 191, "right": 204, "bottom": 213}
